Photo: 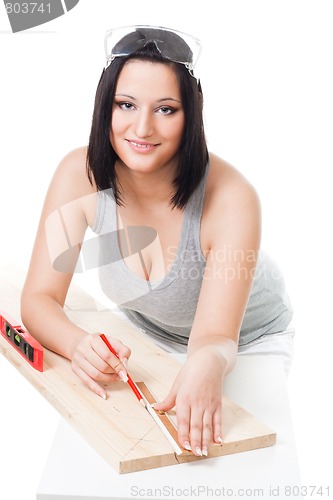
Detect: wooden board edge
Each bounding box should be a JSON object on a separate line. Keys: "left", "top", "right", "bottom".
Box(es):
{"left": 119, "top": 432, "right": 277, "bottom": 473}
{"left": 207, "top": 432, "right": 277, "bottom": 460}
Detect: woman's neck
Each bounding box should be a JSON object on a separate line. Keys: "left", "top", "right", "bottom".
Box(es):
{"left": 115, "top": 159, "right": 178, "bottom": 208}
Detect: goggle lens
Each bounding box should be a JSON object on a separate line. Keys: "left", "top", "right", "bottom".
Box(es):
{"left": 104, "top": 25, "right": 201, "bottom": 75}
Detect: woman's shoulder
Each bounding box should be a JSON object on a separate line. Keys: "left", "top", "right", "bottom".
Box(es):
{"left": 53, "top": 146, "right": 95, "bottom": 194}
{"left": 45, "top": 146, "right": 97, "bottom": 226}
{"left": 206, "top": 152, "right": 261, "bottom": 211}
{"left": 201, "top": 153, "right": 261, "bottom": 249}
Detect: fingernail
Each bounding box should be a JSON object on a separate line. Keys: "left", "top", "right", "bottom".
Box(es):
{"left": 100, "top": 392, "right": 107, "bottom": 400}
{"left": 122, "top": 357, "right": 128, "bottom": 369}
{"left": 202, "top": 446, "right": 208, "bottom": 456}
{"left": 215, "top": 436, "right": 223, "bottom": 444}
{"left": 151, "top": 402, "right": 163, "bottom": 411}
{"left": 184, "top": 441, "right": 192, "bottom": 451}
{"left": 119, "top": 370, "right": 128, "bottom": 383}
{"left": 195, "top": 447, "right": 202, "bottom": 456}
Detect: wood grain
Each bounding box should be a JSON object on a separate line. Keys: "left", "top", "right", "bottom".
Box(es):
{"left": 0, "top": 265, "right": 276, "bottom": 473}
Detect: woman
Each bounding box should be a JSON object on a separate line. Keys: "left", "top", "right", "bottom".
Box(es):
{"left": 21, "top": 26, "right": 293, "bottom": 458}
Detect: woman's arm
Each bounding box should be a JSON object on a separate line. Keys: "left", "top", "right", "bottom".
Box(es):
{"left": 21, "top": 148, "right": 130, "bottom": 398}
{"left": 21, "top": 148, "right": 91, "bottom": 357}
{"left": 188, "top": 158, "right": 261, "bottom": 356}
{"left": 154, "top": 155, "right": 261, "bottom": 454}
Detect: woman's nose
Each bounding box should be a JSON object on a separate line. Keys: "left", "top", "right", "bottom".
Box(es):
{"left": 134, "top": 109, "right": 154, "bottom": 138}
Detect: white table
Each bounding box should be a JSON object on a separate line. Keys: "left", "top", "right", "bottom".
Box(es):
{"left": 37, "top": 354, "right": 300, "bottom": 500}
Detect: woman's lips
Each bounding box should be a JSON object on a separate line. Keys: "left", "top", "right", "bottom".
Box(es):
{"left": 126, "top": 139, "right": 159, "bottom": 153}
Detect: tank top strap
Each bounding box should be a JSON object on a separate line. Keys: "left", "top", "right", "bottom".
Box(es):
{"left": 188, "top": 160, "right": 210, "bottom": 217}
{"left": 177, "top": 160, "right": 210, "bottom": 260}
{"left": 91, "top": 188, "right": 117, "bottom": 235}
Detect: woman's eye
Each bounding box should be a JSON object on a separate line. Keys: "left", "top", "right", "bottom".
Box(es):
{"left": 118, "top": 102, "right": 135, "bottom": 111}
{"left": 158, "top": 106, "right": 174, "bottom": 115}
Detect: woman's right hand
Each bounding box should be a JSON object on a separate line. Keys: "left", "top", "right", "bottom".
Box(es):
{"left": 71, "top": 332, "right": 131, "bottom": 399}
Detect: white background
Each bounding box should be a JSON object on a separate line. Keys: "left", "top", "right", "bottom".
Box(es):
{"left": 1, "top": 1, "right": 332, "bottom": 498}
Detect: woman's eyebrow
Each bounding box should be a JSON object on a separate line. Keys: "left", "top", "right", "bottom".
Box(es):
{"left": 115, "top": 93, "right": 136, "bottom": 100}
{"left": 156, "top": 97, "right": 182, "bottom": 103}
{"left": 114, "top": 94, "right": 181, "bottom": 104}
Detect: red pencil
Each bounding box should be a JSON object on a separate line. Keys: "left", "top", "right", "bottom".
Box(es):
{"left": 100, "top": 333, "right": 143, "bottom": 402}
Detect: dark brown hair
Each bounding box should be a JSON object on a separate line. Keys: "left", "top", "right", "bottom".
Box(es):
{"left": 86, "top": 43, "right": 208, "bottom": 209}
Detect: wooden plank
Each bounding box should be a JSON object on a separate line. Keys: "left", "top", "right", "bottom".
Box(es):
{"left": 0, "top": 265, "right": 276, "bottom": 473}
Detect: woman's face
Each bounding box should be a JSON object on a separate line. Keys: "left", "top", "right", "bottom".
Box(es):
{"left": 110, "top": 60, "right": 185, "bottom": 174}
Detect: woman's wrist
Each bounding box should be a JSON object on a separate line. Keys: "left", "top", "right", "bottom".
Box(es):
{"left": 65, "top": 327, "right": 89, "bottom": 361}
{"left": 187, "top": 334, "right": 238, "bottom": 374}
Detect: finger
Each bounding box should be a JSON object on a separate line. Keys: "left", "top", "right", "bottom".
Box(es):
{"left": 175, "top": 403, "right": 192, "bottom": 452}
{"left": 152, "top": 390, "right": 176, "bottom": 412}
{"left": 83, "top": 346, "right": 116, "bottom": 375}
{"left": 109, "top": 338, "right": 131, "bottom": 364}
{"left": 202, "top": 412, "right": 213, "bottom": 456}
{"left": 73, "top": 366, "right": 107, "bottom": 400}
{"left": 94, "top": 336, "right": 130, "bottom": 380}
{"left": 98, "top": 336, "right": 131, "bottom": 365}
{"left": 212, "top": 405, "right": 223, "bottom": 444}
{"left": 77, "top": 357, "right": 120, "bottom": 383}
{"left": 189, "top": 409, "right": 205, "bottom": 456}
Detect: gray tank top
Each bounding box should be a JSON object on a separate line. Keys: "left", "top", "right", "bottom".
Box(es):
{"left": 91, "top": 165, "right": 293, "bottom": 346}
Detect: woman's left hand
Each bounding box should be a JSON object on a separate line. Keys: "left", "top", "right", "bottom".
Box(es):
{"left": 153, "top": 345, "right": 226, "bottom": 456}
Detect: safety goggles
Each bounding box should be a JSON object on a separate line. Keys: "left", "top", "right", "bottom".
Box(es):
{"left": 104, "top": 25, "right": 202, "bottom": 77}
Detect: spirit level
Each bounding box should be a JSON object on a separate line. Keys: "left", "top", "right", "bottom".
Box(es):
{"left": 0, "top": 311, "right": 44, "bottom": 372}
